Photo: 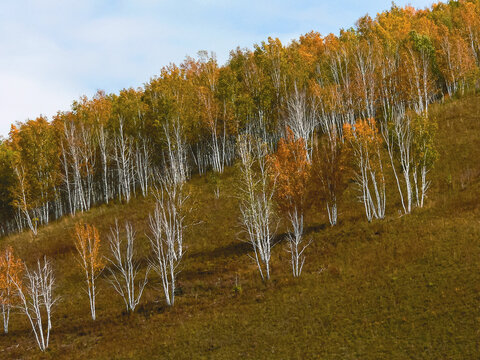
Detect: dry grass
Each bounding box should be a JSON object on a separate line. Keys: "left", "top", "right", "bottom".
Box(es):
{"left": 1, "top": 94, "right": 480, "bottom": 359}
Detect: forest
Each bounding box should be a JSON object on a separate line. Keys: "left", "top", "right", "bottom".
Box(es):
{"left": 1, "top": 0, "right": 480, "bottom": 358}
{"left": 1, "top": 0, "right": 479, "bottom": 235}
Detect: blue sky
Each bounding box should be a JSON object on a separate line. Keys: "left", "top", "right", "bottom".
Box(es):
{"left": 0, "top": 0, "right": 433, "bottom": 137}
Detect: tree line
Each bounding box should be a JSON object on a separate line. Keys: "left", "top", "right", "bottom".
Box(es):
{"left": 0, "top": 138, "right": 189, "bottom": 350}
{"left": 0, "top": 1, "right": 478, "bottom": 235}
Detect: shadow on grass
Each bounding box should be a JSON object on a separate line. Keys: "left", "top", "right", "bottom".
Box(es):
{"left": 189, "top": 221, "right": 329, "bottom": 264}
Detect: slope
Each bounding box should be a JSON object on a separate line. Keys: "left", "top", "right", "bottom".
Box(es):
{"left": 0, "top": 94, "right": 480, "bottom": 359}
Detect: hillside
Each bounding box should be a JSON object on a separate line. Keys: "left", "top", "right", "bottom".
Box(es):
{"left": 0, "top": 94, "right": 478, "bottom": 359}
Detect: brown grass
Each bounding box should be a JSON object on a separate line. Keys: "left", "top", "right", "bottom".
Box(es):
{"left": 1, "top": 94, "right": 480, "bottom": 359}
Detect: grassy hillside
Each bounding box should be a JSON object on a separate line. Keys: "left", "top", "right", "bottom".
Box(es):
{"left": 1, "top": 94, "right": 480, "bottom": 359}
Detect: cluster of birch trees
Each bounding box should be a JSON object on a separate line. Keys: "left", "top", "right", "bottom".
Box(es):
{"left": 0, "top": 1, "right": 478, "bottom": 236}
{"left": 0, "top": 153, "right": 189, "bottom": 351}
{"left": 0, "top": 248, "right": 57, "bottom": 351}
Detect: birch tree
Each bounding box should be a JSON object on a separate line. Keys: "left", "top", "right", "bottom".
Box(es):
{"left": 285, "top": 83, "right": 317, "bottom": 160}
{"left": 411, "top": 112, "right": 437, "bottom": 208}
{"left": 97, "top": 124, "right": 111, "bottom": 203}
{"left": 382, "top": 108, "right": 437, "bottom": 213}
{"left": 237, "top": 134, "right": 276, "bottom": 281}
{"left": 195, "top": 51, "right": 228, "bottom": 173}
{"left": 352, "top": 39, "right": 378, "bottom": 119}
{"left": 74, "top": 223, "right": 104, "bottom": 320}
{"left": 147, "top": 174, "right": 188, "bottom": 306}
{"left": 62, "top": 119, "right": 88, "bottom": 214}
{"left": 310, "top": 129, "right": 348, "bottom": 226}
{"left": 269, "top": 129, "right": 311, "bottom": 277}
{"left": 405, "top": 31, "right": 436, "bottom": 114}
{"left": 106, "top": 221, "right": 149, "bottom": 313}
{"left": 13, "top": 257, "right": 58, "bottom": 352}
{"left": 0, "top": 246, "right": 23, "bottom": 334}
{"left": 11, "top": 165, "right": 37, "bottom": 235}
{"left": 164, "top": 119, "right": 189, "bottom": 185}
{"left": 381, "top": 106, "right": 409, "bottom": 214}
{"left": 90, "top": 90, "right": 113, "bottom": 204}
{"left": 113, "top": 117, "right": 134, "bottom": 202}
{"left": 135, "top": 138, "right": 152, "bottom": 197}
{"left": 344, "top": 118, "right": 386, "bottom": 221}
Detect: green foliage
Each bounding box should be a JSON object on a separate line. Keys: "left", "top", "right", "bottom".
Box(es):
{"left": 409, "top": 30, "right": 440, "bottom": 75}
{"left": 412, "top": 111, "right": 439, "bottom": 169}
{"left": 0, "top": 142, "right": 15, "bottom": 224}
{"left": 410, "top": 31, "right": 436, "bottom": 58}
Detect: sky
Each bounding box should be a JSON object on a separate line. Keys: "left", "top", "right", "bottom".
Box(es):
{"left": 0, "top": 0, "right": 434, "bottom": 138}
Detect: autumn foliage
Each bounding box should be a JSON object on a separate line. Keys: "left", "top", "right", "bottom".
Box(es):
{"left": 74, "top": 223, "right": 103, "bottom": 273}
{"left": 344, "top": 118, "right": 387, "bottom": 221}
{"left": 345, "top": 119, "right": 378, "bottom": 158}
{"left": 0, "top": 246, "right": 23, "bottom": 333}
{"left": 0, "top": 1, "right": 478, "bottom": 234}
{"left": 74, "top": 223, "right": 104, "bottom": 320}
{"left": 268, "top": 128, "right": 311, "bottom": 215}
{"left": 309, "top": 130, "right": 349, "bottom": 225}
{"left": 0, "top": 246, "right": 23, "bottom": 306}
